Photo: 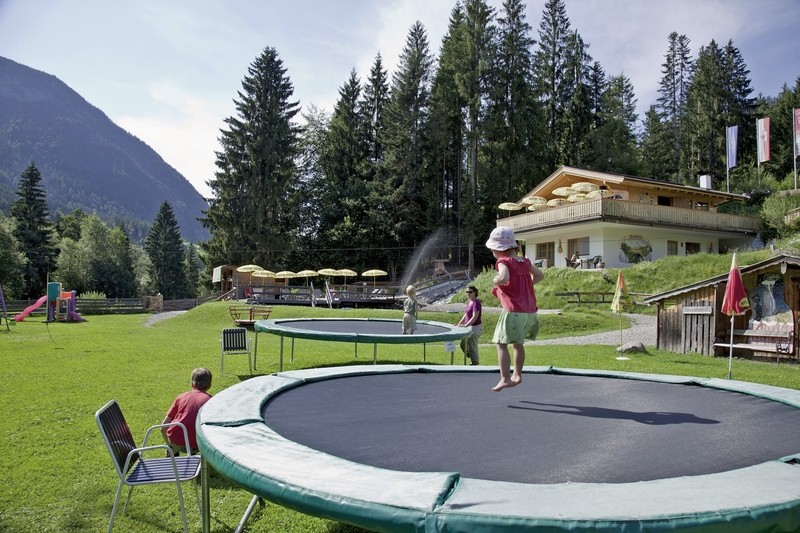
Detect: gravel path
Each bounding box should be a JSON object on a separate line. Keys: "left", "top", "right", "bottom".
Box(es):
{"left": 424, "top": 302, "right": 656, "bottom": 347}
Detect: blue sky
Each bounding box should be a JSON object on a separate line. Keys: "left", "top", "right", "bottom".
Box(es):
{"left": 1, "top": 0, "right": 798, "bottom": 198}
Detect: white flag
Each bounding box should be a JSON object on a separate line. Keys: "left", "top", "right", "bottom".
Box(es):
{"left": 794, "top": 109, "right": 800, "bottom": 155}
{"left": 726, "top": 126, "right": 738, "bottom": 169}
{"left": 757, "top": 117, "right": 770, "bottom": 163}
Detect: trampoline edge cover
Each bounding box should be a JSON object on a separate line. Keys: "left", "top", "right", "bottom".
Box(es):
{"left": 198, "top": 365, "right": 800, "bottom": 532}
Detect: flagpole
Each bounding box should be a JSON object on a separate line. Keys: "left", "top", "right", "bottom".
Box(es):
{"left": 794, "top": 108, "right": 798, "bottom": 190}
{"left": 728, "top": 314, "right": 734, "bottom": 380}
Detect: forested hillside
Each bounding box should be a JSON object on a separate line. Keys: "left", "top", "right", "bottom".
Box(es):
{"left": 0, "top": 56, "right": 209, "bottom": 242}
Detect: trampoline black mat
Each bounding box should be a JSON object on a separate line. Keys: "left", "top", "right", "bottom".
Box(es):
{"left": 263, "top": 372, "right": 800, "bottom": 484}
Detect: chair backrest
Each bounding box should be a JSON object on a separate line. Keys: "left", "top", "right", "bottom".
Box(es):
{"left": 96, "top": 400, "right": 138, "bottom": 479}
{"left": 222, "top": 327, "right": 249, "bottom": 352}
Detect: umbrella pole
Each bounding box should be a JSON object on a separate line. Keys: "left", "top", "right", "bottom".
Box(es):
{"left": 728, "top": 315, "right": 734, "bottom": 380}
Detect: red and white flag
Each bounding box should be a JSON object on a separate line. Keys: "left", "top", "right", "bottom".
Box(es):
{"left": 794, "top": 109, "right": 800, "bottom": 155}
{"left": 757, "top": 117, "right": 770, "bottom": 163}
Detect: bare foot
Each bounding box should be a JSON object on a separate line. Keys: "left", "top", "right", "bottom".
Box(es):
{"left": 511, "top": 374, "right": 522, "bottom": 386}
{"left": 492, "top": 379, "right": 515, "bottom": 392}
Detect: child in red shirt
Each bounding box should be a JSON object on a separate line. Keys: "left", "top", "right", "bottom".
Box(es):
{"left": 485, "top": 227, "right": 544, "bottom": 392}
{"left": 161, "top": 368, "right": 212, "bottom": 454}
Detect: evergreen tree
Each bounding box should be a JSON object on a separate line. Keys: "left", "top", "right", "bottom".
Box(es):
{"left": 0, "top": 214, "right": 26, "bottom": 298}
{"left": 584, "top": 74, "right": 640, "bottom": 174}
{"left": 763, "top": 78, "right": 800, "bottom": 183}
{"left": 640, "top": 105, "right": 675, "bottom": 179}
{"left": 145, "top": 201, "right": 187, "bottom": 299}
{"left": 316, "top": 70, "right": 372, "bottom": 266}
{"left": 201, "top": 47, "right": 302, "bottom": 269}
{"left": 10, "top": 163, "right": 57, "bottom": 299}
{"left": 429, "top": 4, "right": 469, "bottom": 253}
{"left": 586, "top": 61, "right": 606, "bottom": 129}
{"left": 532, "top": 0, "right": 572, "bottom": 169}
{"left": 55, "top": 208, "right": 87, "bottom": 241}
{"left": 361, "top": 54, "right": 390, "bottom": 167}
{"left": 378, "top": 21, "right": 436, "bottom": 274}
{"left": 480, "top": 0, "right": 544, "bottom": 265}
{"left": 558, "top": 30, "right": 593, "bottom": 166}
{"left": 184, "top": 243, "right": 201, "bottom": 298}
{"left": 685, "top": 39, "right": 755, "bottom": 189}
{"left": 108, "top": 224, "right": 138, "bottom": 298}
{"left": 657, "top": 32, "right": 693, "bottom": 182}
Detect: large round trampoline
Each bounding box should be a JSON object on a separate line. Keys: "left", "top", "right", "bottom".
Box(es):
{"left": 197, "top": 365, "right": 800, "bottom": 532}
{"left": 254, "top": 318, "right": 471, "bottom": 370}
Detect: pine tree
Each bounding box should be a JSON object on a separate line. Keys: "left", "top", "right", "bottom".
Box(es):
{"left": 657, "top": 32, "right": 693, "bottom": 182}
{"left": 10, "top": 163, "right": 57, "bottom": 299}
{"left": 378, "top": 21, "right": 436, "bottom": 274}
{"left": 558, "top": 30, "right": 593, "bottom": 166}
{"left": 145, "top": 201, "right": 187, "bottom": 299}
{"left": 316, "top": 70, "right": 371, "bottom": 267}
{"left": 584, "top": 74, "right": 640, "bottom": 174}
{"left": 429, "top": 4, "right": 469, "bottom": 247}
{"left": 481, "top": 0, "right": 544, "bottom": 258}
{"left": 201, "top": 47, "right": 302, "bottom": 269}
{"left": 184, "top": 243, "right": 200, "bottom": 298}
{"left": 532, "top": 0, "right": 572, "bottom": 169}
{"left": 640, "top": 105, "right": 675, "bottom": 179}
{"left": 108, "top": 224, "right": 138, "bottom": 298}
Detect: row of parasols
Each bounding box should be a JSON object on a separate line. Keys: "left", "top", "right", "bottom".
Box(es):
{"left": 499, "top": 181, "right": 615, "bottom": 214}
{"left": 236, "top": 264, "right": 388, "bottom": 284}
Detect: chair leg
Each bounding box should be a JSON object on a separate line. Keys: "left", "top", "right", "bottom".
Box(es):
{"left": 108, "top": 482, "right": 125, "bottom": 533}
{"left": 175, "top": 479, "right": 189, "bottom": 533}
{"left": 122, "top": 485, "right": 135, "bottom": 514}
{"left": 220, "top": 352, "right": 225, "bottom": 376}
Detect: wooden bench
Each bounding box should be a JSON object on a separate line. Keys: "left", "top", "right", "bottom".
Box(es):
{"left": 555, "top": 291, "right": 615, "bottom": 304}
{"left": 229, "top": 306, "right": 273, "bottom": 327}
{"left": 714, "top": 328, "right": 794, "bottom": 362}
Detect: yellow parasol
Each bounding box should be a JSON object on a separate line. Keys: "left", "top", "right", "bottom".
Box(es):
{"left": 572, "top": 182, "right": 599, "bottom": 193}
{"left": 586, "top": 189, "right": 614, "bottom": 199}
{"left": 522, "top": 196, "right": 547, "bottom": 207}
{"left": 362, "top": 269, "right": 388, "bottom": 286}
{"left": 294, "top": 269, "right": 319, "bottom": 286}
{"left": 274, "top": 271, "right": 296, "bottom": 279}
{"left": 336, "top": 269, "right": 358, "bottom": 283}
{"left": 236, "top": 264, "right": 263, "bottom": 285}
{"left": 567, "top": 193, "right": 587, "bottom": 203}
{"left": 317, "top": 268, "right": 338, "bottom": 277}
{"left": 552, "top": 186, "right": 577, "bottom": 197}
{"left": 547, "top": 198, "right": 566, "bottom": 207}
{"left": 498, "top": 202, "right": 523, "bottom": 216}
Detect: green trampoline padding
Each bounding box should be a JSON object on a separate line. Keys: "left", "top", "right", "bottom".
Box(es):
{"left": 254, "top": 317, "right": 471, "bottom": 344}
{"left": 197, "top": 365, "right": 800, "bottom": 532}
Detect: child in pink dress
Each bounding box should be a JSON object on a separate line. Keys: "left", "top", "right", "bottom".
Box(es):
{"left": 485, "top": 227, "right": 544, "bottom": 391}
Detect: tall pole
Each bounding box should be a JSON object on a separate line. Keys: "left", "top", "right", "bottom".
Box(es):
{"left": 794, "top": 108, "right": 798, "bottom": 190}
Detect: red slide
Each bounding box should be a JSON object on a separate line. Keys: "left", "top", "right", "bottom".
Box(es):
{"left": 14, "top": 295, "right": 47, "bottom": 322}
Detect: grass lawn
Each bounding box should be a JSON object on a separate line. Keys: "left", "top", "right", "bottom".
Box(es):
{"left": 2, "top": 301, "right": 800, "bottom": 532}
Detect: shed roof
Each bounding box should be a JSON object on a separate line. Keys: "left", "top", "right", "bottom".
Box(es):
{"left": 643, "top": 254, "right": 800, "bottom": 305}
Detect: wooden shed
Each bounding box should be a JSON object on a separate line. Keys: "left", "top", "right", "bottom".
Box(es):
{"left": 643, "top": 255, "right": 800, "bottom": 361}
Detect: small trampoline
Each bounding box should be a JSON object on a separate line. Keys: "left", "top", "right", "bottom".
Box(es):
{"left": 254, "top": 318, "right": 471, "bottom": 369}
{"left": 198, "top": 365, "right": 800, "bottom": 532}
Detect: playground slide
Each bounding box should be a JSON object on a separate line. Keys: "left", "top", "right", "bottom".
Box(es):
{"left": 14, "top": 295, "right": 47, "bottom": 322}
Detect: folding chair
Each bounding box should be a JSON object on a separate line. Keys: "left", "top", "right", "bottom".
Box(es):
{"left": 221, "top": 327, "right": 252, "bottom": 375}
{"left": 95, "top": 400, "right": 201, "bottom": 533}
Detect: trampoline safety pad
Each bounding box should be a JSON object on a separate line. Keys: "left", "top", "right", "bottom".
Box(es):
{"left": 198, "top": 365, "right": 800, "bottom": 532}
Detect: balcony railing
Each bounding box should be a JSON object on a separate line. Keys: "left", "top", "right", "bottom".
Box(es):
{"left": 501, "top": 198, "right": 760, "bottom": 234}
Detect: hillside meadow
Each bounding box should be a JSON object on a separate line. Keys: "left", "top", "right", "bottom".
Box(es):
{"left": 3, "top": 295, "right": 800, "bottom": 532}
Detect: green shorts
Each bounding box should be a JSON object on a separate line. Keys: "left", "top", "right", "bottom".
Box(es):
{"left": 492, "top": 311, "right": 539, "bottom": 345}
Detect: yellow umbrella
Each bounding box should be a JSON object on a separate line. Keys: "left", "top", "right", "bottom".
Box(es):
{"left": 274, "top": 271, "right": 295, "bottom": 279}
{"left": 236, "top": 264, "right": 263, "bottom": 285}
{"left": 295, "top": 269, "right": 319, "bottom": 286}
{"left": 336, "top": 269, "right": 358, "bottom": 283}
{"left": 251, "top": 269, "right": 275, "bottom": 278}
{"left": 572, "top": 182, "right": 599, "bottom": 193}
{"left": 317, "top": 268, "right": 338, "bottom": 277}
{"left": 522, "top": 196, "right": 547, "bottom": 207}
{"left": 362, "top": 269, "right": 388, "bottom": 287}
{"left": 547, "top": 198, "right": 566, "bottom": 207}
{"left": 567, "top": 193, "right": 587, "bottom": 203}
{"left": 552, "top": 186, "right": 576, "bottom": 197}
{"left": 586, "top": 189, "right": 614, "bottom": 199}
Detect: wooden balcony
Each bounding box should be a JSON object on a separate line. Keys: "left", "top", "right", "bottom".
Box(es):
{"left": 501, "top": 198, "right": 760, "bottom": 234}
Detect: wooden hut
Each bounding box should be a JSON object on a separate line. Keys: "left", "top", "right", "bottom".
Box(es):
{"left": 643, "top": 255, "right": 800, "bottom": 361}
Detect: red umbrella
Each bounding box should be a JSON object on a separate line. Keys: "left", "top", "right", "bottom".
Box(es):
{"left": 721, "top": 253, "right": 749, "bottom": 379}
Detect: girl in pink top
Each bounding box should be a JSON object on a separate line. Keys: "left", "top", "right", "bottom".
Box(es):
{"left": 485, "top": 227, "right": 544, "bottom": 392}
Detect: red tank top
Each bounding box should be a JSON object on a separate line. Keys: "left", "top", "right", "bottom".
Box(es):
{"left": 492, "top": 255, "right": 537, "bottom": 313}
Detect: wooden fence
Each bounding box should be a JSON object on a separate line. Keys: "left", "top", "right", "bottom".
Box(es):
{"left": 3, "top": 296, "right": 206, "bottom": 316}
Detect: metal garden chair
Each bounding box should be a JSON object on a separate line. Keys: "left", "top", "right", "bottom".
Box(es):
{"left": 95, "top": 400, "right": 201, "bottom": 533}
{"left": 220, "top": 327, "right": 252, "bottom": 375}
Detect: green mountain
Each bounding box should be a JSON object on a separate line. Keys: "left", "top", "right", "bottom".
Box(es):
{"left": 0, "top": 56, "right": 209, "bottom": 242}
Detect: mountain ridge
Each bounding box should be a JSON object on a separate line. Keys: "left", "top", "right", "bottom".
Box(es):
{"left": 0, "top": 56, "right": 210, "bottom": 242}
